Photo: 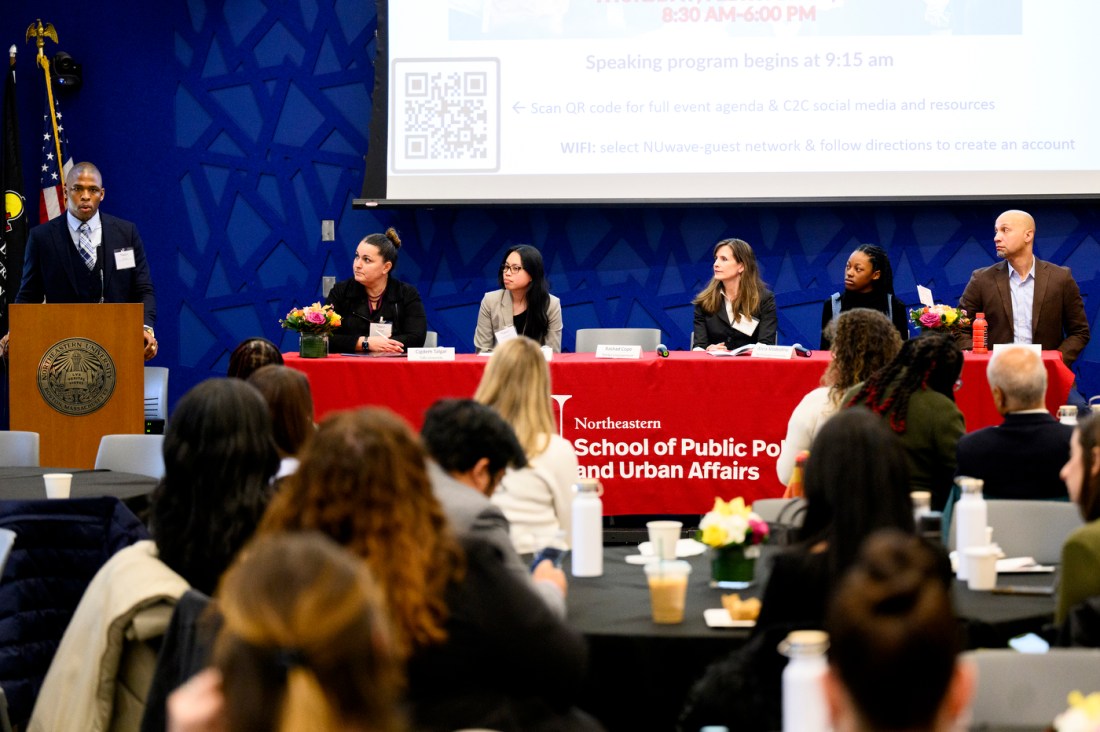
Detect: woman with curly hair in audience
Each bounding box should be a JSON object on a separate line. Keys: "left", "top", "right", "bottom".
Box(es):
{"left": 152, "top": 377, "right": 280, "bottom": 595}
{"left": 166, "top": 532, "right": 406, "bottom": 732}
{"left": 776, "top": 308, "right": 902, "bottom": 487}
{"left": 474, "top": 336, "right": 580, "bottom": 554}
{"left": 844, "top": 332, "right": 965, "bottom": 511}
{"left": 258, "top": 407, "right": 595, "bottom": 732}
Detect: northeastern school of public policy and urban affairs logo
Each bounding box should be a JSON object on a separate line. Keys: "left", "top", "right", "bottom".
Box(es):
{"left": 5, "top": 189, "right": 25, "bottom": 233}
{"left": 37, "top": 339, "right": 117, "bottom": 415}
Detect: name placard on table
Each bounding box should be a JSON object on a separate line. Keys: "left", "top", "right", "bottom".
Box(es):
{"left": 595, "top": 344, "right": 643, "bottom": 359}
{"left": 407, "top": 347, "right": 456, "bottom": 361}
{"left": 750, "top": 345, "right": 794, "bottom": 360}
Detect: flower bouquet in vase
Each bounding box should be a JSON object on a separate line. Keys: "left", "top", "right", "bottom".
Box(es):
{"left": 1052, "top": 691, "right": 1100, "bottom": 732}
{"left": 696, "top": 497, "right": 770, "bottom": 588}
{"left": 280, "top": 302, "right": 342, "bottom": 358}
{"left": 908, "top": 304, "right": 970, "bottom": 334}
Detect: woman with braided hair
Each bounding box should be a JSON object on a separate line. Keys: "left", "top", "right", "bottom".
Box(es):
{"left": 844, "top": 332, "right": 965, "bottom": 511}
{"left": 820, "top": 244, "right": 910, "bottom": 350}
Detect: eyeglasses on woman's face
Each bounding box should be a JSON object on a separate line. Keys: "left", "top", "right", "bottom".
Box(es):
{"left": 501, "top": 264, "right": 524, "bottom": 274}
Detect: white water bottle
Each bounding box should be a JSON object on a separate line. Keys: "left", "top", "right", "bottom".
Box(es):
{"left": 780, "top": 630, "right": 831, "bottom": 732}
{"left": 954, "top": 476, "right": 987, "bottom": 581}
{"left": 571, "top": 479, "right": 603, "bottom": 577}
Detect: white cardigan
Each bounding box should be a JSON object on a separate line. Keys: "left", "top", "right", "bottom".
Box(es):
{"left": 491, "top": 434, "right": 579, "bottom": 554}
{"left": 775, "top": 386, "right": 840, "bottom": 486}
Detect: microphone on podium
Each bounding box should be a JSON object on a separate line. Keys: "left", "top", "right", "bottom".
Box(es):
{"left": 792, "top": 343, "right": 812, "bottom": 357}
{"left": 656, "top": 344, "right": 669, "bottom": 358}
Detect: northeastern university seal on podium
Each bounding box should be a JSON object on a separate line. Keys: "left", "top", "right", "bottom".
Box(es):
{"left": 37, "top": 338, "right": 117, "bottom": 416}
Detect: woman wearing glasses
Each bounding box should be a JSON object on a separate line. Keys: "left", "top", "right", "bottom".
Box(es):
{"left": 325, "top": 227, "right": 427, "bottom": 354}
{"left": 474, "top": 245, "right": 562, "bottom": 353}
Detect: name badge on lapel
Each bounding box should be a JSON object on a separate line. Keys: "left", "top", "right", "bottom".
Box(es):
{"left": 114, "top": 248, "right": 136, "bottom": 270}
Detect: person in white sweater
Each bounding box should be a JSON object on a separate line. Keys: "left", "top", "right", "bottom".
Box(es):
{"left": 776, "top": 308, "right": 902, "bottom": 486}
{"left": 475, "top": 336, "right": 580, "bottom": 554}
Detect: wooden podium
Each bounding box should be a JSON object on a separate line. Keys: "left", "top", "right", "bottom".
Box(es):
{"left": 9, "top": 303, "right": 144, "bottom": 468}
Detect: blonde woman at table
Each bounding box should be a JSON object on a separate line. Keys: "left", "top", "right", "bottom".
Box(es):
{"left": 691, "top": 238, "right": 777, "bottom": 351}
{"left": 325, "top": 228, "right": 427, "bottom": 354}
{"left": 1056, "top": 412, "right": 1100, "bottom": 625}
{"left": 776, "top": 308, "right": 902, "bottom": 487}
{"left": 474, "top": 336, "right": 579, "bottom": 554}
{"left": 474, "top": 245, "right": 562, "bottom": 354}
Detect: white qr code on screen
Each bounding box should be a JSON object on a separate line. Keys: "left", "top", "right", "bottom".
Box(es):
{"left": 391, "top": 58, "right": 500, "bottom": 174}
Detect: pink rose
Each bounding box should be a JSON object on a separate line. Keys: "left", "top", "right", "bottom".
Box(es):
{"left": 919, "top": 311, "right": 941, "bottom": 328}
{"left": 304, "top": 309, "right": 326, "bottom": 325}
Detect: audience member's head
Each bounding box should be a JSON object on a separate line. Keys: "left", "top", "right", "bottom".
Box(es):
{"left": 799, "top": 407, "right": 914, "bottom": 581}
{"left": 474, "top": 336, "right": 556, "bottom": 459}
{"left": 1064, "top": 412, "right": 1100, "bottom": 522}
{"left": 228, "top": 337, "right": 284, "bottom": 380}
{"left": 258, "top": 407, "right": 463, "bottom": 657}
{"left": 247, "top": 365, "right": 315, "bottom": 458}
{"left": 847, "top": 332, "right": 963, "bottom": 433}
{"left": 151, "top": 378, "right": 279, "bottom": 595}
{"left": 210, "top": 532, "right": 405, "bottom": 732}
{"left": 824, "top": 308, "right": 903, "bottom": 404}
{"left": 986, "top": 345, "right": 1047, "bottom": 414}
{"left": 826, "top": 529, "right": 970, "bottom": 732}
{"left": 421, "top": 398, "right": 526, "bottom": 495}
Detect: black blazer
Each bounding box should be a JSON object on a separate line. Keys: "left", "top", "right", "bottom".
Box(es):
{"left": 325, "top": 276, "right": 427, "bottom": 353}
{"left": 692, "top": 290, "right": 778, "bottom": 350}
{"left": 16, "top": 213, "right": 157, "bottom": 326}
{"left": 955, "top": 412, "right": 1073, "bottom": 500}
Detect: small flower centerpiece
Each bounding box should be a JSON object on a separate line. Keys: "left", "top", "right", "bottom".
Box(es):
{"left": 908, "top": 304, "right": 971, "bottom": 333}
{"left": 697, "top": 497, "right": 770, "bottom": 586}
{"left": 1053, "top": 691, "right": 1100, "bottom": 732}
{"left": 280, "top": 302, "right": 342, "bottom": 358}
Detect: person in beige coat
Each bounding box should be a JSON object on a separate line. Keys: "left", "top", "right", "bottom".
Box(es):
{"left": 474, "top": 244, "right": 562, "bottom": 353}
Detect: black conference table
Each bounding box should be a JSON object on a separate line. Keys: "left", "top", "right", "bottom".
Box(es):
{"left": 0, "top": 467, "right": 157, "bottom": 515}
{"left": 565, "top": 545, "right": 1057, "bottom": 732}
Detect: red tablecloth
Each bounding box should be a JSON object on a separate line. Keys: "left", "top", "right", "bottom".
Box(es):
{"left": 286, "top": 351, "right": 1073, "bottom": 515}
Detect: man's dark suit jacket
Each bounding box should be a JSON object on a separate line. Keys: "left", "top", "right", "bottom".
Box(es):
{"left": 957, "top": 258, "right": 1089, "bottom": 366}
{"left": 955, "top": 412, "right": 1073, "bottom": 500}
{"left": 16, "top": 213, "right": 156, "bottom": 327}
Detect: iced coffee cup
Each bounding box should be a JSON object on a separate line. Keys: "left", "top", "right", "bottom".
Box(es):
{"left": 644, "top": 560, "right": 692, "bottom": 624}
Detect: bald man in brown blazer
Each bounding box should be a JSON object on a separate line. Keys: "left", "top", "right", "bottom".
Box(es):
{"left": 957, "top": 210, "right": 1090, "bottom": 366}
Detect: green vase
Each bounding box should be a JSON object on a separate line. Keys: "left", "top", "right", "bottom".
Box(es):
{"left": 710, "top": 544, "right": 757, "bottom": 587}
{"left": 299, "top": 333, "right": 329, "bottom": 358}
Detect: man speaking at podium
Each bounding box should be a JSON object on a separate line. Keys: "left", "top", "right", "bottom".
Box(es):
{"left": 1, "top": 162, "right": 158, "bottom": 360}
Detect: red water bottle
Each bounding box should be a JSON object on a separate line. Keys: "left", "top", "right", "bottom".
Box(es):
{"left": 972, "top": 312, "right": 987, "bottom": 354}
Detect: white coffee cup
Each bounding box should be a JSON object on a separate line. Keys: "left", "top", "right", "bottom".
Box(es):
{"left": 43, "top": 473, "right": 73, "bottom": 499}
{"left": 646, "top": 520, "right": 682, "bottom": 561}
{"left": 964, "top": 546, "right": 998, "bottom": 591}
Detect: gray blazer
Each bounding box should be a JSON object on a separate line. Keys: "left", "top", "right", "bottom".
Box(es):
{"left": 428, "top": 462, "right": 565, "bottom": 617}
{"left": 473, "top": 289, "right": 563, "bottom": 353}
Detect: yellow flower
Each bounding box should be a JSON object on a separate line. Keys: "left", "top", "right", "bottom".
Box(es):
{"left": 944, "top": 308, "right": 958, "bottom": 325}
{"left": 701, "top": 524, "right": 728, "bottom": 547}
{"left": 1067, "top": 690, "right": 1100, "bottom": 719}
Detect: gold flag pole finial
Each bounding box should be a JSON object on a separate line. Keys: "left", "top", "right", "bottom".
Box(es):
{"left": 25, "top": 20, "right": 65, "bottom": 191}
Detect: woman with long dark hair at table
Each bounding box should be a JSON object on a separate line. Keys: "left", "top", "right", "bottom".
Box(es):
{"left": 820, "top": 244, "right": 909, "bottom": 350}
{"left": 325, "top": 227, "right": 427, "bottom": 354}
{"left": 691, "top": 238, "right": 777, "bottom": 351}
{"left": 844, "top": 332, "right": 965, "bottom": 511}
{"left": 474, "top": 244, "right": 562, "bottom": 353}
{"left": 1057, "top": 412, "right": 1100, "bottom": 625}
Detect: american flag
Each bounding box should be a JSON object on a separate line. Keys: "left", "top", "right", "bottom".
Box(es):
{"left": 39, "top": 95, "right": 72, "bottom": 222}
